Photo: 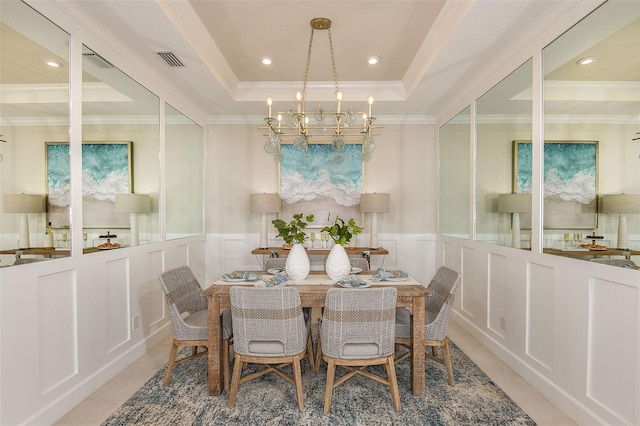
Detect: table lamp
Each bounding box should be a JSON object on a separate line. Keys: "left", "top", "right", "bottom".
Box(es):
{"left": 602, "top": 194, "right": 640, "bottom": 249}
{"left": 115, "top": 193, "right": 150, "bottom": 246}
{"left": 250, "top": 193, "right": 281, "bottom": 249}
{"left": 498, "top": 193, "right": 532, "bottom": 249}
{"left": 360, "top": 193, "right": 390, "bottom": 249}
{"left": 3, "top": 193, "right": 45, "bottom": 249}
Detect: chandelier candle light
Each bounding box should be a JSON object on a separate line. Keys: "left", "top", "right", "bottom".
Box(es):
{"left": 261, "top": 18, "right": 382, "bottom": 163}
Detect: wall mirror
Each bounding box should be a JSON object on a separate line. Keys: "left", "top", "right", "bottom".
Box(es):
{"left": 542, "top": 0, "right": 640, "bottom": 264}
{"left": 165, "top": 103, "right": 204, "bottom": 239}
{"left": 81, "top": 45, "right": 160, "bottom": 249}
{"left": 0, "top": 0, "right": 71, "bottom": 266}
{"left": 438, "top": 106, "right": 471, "bottom": 239}
{"left": 476, "top": 59, "right": 533, "bottom": 249}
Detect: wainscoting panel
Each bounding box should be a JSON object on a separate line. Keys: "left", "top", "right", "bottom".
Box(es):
{"left": 525, "top": 262, "right": 554, "bottom": 371}
{"left": 105, "top": 258, "right": 131, "bottom": 353}
{"left": 145, "top": 250, "right": 165, "bottom": 329}
{"left": 38, "top": 269, "right": 77, "bottom": 395}
{"left": 586, "top": 277, "right": 638, "bottom": 425}
{"left": 487, "top": 253, "right": 507, "bottom": 339}
{"left": 460, "top": 245, "right": 475, "bottom": 318}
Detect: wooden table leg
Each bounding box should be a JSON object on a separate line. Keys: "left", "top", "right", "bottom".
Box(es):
{"left": 207, "top": 294, "right": 223, "bottom": 396}
{"left": 411, "top": 293, "right": 426, "bottom": 396}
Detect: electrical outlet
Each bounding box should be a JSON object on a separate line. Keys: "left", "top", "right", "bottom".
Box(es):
{"left": 500, "top": 316, "right": 506, "bottom": 331}
{"left": 132, "top": 315, "right": 140, "bottom": 330}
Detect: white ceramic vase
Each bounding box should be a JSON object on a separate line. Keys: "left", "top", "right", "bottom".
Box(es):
{"left": 285, "top": 243, "right": 310, "bottom": 280}
{"left": 325, "top": 243, "right": 351, "bottom": 281}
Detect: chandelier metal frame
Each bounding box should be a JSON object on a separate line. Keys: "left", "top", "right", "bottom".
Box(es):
{"left": 260, "top": 17, "right": 382, "bottom": 162}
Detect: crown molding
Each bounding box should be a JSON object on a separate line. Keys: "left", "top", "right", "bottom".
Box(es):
{"left": 234, "top": 81, "right": 407, "bottom": 102}
{"left": 207, "top": 114, "right": 435, "bottom": 126}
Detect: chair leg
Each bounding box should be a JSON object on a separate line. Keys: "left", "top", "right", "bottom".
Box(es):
{"left": 314, "top": 339, "right": 323, "bottom": 373}
{"left": 384, "top": 356, "right": 402, "bottom": 411}
{"left": 323, "top": 358, "right": 336, "bottom": 414}
{"left": 442, "top": 338, "right": 455, "bottom": 386}
{"left": 228, "top": 354, "right": 244, "bottom": 408}
{"left": 163, "top": 339, "right": 179, "bottom": 386}
{"left": 306, "top": 333, "right": 315, "bottom": 372}
{"left": 292, "top": 358, "right": 305, "bottom": 410}
{"left": 223, "top": 338, "right": 230, "bottom": 392}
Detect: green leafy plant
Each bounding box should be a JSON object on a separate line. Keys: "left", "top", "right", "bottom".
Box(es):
{"left": 322, "top": 215, "right": 362, "bottom": 246}
{"left": 272, "top": 213, "right": 314, "bottom": 245}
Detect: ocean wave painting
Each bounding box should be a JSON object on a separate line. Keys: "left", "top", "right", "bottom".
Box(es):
{"left": 280, "top": 144, "right": 362, "bottom": 207}
{"left": 46, "top": 142, "right": 131, "bottom": 227}
{"left": 515, "top": 141, "right": 598, "bottom": 229}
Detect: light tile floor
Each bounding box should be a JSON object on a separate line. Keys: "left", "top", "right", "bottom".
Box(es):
{"left": 54, "top": 322, "right": 577, "bottom": 425}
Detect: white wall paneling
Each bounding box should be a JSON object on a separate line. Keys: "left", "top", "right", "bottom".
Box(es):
{"left": 444, "top": 235, "right": 640, "bottom": 425}
{"left": 586, "top": 276, "right": 638, "bottom": 425}
{"left": 38, "top": 269, "right": 78, "bottom": 395}
{"left": 105, "top": 258, "right": 131, "bottom": 353}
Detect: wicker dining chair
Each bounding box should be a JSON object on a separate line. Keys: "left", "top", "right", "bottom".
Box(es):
{"left": 159, "top": 266, "right": 233, "bottom": 389}
{"left": 316, "top": 287, "right": 400, "bottom": 414}
{"left": 395, "top": 266, "right": 460, "bottom": 386}
{"left": 349, "top": 257, "right": 370, "bottom": 272}
{"left": 228, "top": 286, "right": 314, "bottom": 410}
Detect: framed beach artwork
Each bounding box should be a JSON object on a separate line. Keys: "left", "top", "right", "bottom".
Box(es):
{"left": 46, "top": 141, "right": 132, "bottom": 228}
{"left": 279, "top": 143, "right": 363, "bottom": 229}
{"left": 513, "top": 140, "right": 598, "bottom": 229}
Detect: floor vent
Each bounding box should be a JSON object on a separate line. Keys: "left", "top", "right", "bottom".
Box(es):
{"left": 157, "top": 51, "right": 185, "bottom": 67}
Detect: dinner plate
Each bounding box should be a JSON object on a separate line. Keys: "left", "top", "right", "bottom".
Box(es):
{"left": 222, "top": 272, "right": 261, "bottom": 282}
{"left": 338, "top": 281, "right": 371, "bottom": 288}
{"left": 386, "top": 276, "right": 408, "bottom": 282}
{"left": 350, "top": 267, "right": 363, "bottom": 274}
{"left": 223, "top": 277, "right": 250, "bottom": 282}
{"left": 267, "top": 268, "right": 283, "bottom": 275}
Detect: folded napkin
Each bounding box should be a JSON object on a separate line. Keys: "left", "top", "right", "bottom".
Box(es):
{"left": 223, "top": 271, "right": 261, "bottom": 281}
{"left": 262, "top": 271, "right": 289, "bottom": 287}
{"left": 371, "top": 268, "right": 408, "bottom": 281}
{"left": 336, "top": 274, "right": 369, "bottom": 288}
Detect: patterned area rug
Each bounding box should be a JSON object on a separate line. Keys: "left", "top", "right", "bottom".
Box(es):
{"left": 102, "top": 341, "right": 534, "bottom": 425}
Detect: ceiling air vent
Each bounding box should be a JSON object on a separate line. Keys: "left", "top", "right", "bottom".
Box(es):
{"left": 157, "top": 51, "right": 184, "bottom": 67}
{"left": 82, "top": 52, "right": 114, "bottom": 69}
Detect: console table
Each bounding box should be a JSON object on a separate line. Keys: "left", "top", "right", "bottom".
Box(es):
{"left": 0, "top": 247, "right": 101, "bottom": 257}
{"left": 251, "top": 246, "right": 388, "bottom": 266}
{"left": 544, "top": 248, "right": 640, "bottom": 260}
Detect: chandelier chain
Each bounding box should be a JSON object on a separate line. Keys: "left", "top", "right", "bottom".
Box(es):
{"left": 327, "top": 28, "right": 340, "bottom": 95}
{"left": 302, "top": 29, "right": 315, "bottom": 104}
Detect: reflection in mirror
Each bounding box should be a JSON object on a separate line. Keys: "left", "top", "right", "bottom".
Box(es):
{"left": 543, "top": 0, "right": 640, "bottom": 265}
{"left": 439, "top": 106, "right": 471, "bottom": 239}
{"left": 165, "top": 103, "right": 204, "bottom": 239}
{"left": 476, "top": 59, "right": 533, "bottom": 248}
{"left": 81, "top": 46, "right": 160, "bottom": 249}
{"left": 0, "top": 0, "right": 70, "bottom": 266}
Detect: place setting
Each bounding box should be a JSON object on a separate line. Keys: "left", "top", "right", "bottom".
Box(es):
{"left": 371, "top": 268, "right": 409, "bottom": 282}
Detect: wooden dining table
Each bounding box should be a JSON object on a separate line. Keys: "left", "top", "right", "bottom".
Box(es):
{"left": 203, "top": 272, "right": 431, "bottom": 397}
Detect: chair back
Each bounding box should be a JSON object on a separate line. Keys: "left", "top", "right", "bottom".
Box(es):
{"left": 424, "top": 266, "right": 460, "bottom": 341}
{"left": 321, "top": 287, "right": 397, "bottom": 359}
{"left": 230, "top": 286, "right": 307, "bottom": 357}
{"left": 159, "top": 266, "right": 208, "bottom": 340}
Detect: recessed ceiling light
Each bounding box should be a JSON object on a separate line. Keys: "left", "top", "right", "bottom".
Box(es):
{"left": 45, "top": 60, "right": 62, "bottom": 68}
{"left": 576, "top": 56, "right": 596, "bottom": 65}
{"left": 367, "top": 56, "right": 380, "bottom": 65}
{"left": 261, "top": 57, "right": 272, "bottom": 65}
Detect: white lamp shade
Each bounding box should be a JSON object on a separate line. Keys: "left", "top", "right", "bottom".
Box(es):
{"left": 360, "top": 193, "right": 390, "bottom": 213}
{"left": 3, "top": 194, "right": 45, "bottom": 213}
{"left": 602, "top": 194, "right": 640, "bottom": 214}
{"left": 250, "top": 193, "right": 281, "bottom": 213}
{"left": 115, "top": 194, "right": 150, "bottom": 214}
{"left": 498, "top": 193, "right": 531, "bottom": 213}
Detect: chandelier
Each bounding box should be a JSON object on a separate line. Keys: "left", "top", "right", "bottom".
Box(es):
{"left": 261, "top": 17, "right": 382, "bottom": 163}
